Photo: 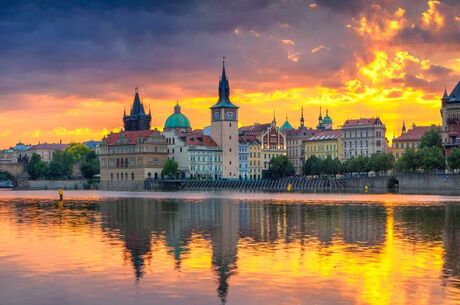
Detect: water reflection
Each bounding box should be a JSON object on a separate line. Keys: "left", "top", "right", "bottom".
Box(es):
{"left": 0, "top": 195, "right": 460, "bottom": 305}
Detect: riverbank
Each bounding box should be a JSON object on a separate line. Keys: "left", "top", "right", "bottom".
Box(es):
{"left": 1, "top": 189, "right": 460, "bottom": 204}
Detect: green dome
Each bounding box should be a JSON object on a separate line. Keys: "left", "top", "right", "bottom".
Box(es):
{"left": 164, "top": 103, "right": 191, "bottom": 130}
{"left": 322, "top": 110, "right": 332, "bottom": 124}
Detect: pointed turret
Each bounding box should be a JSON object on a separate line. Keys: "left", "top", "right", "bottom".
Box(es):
{"left": 443, "top": 86, "right": 449, "bottom": 100}
{"left": 272, "top": 110, "right": 276, "bottom": 125}
{"left": 402, "top": 120, "right": 406, "bottom": 134}
{"left": 212, "top": 58, "right": 238, "bottom": 109}
{"left": 280, "top": 114, "right": 294, "bottom": 132}
{"left": 300, "top": 106, "right": 305, "bottom": 129}
{"left": 123, "top": 87, "right": 152, "bottom": 131}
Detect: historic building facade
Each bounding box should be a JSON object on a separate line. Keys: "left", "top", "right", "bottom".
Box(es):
{"left": 98, "top": 91, "right": 168, "bottom": 190}
{"left": 392, "top": 123, "right": 439, "bottom": 159}
{"left": 238, "top": 137, "right": 249, "bottom": 178}
{"left": 342, "top": 118, "right": 387, "bottom": 159}
{"left": 304, "top": 130, "right": 343, "bottom": 161}
{"left": 164, "top": 102, "right": 192, "bottom": 135}
{"left": 441, "top": 81, "right": 460, "bottom": 154}
{"left": 210, "top": 62, "right": 239, "bottom": 179}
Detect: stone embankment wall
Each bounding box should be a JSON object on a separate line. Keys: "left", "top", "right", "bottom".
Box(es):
{"left": 344, "top": 173, "right": 460, "bottom": 195}
{"left": 99, "top": 180, "right": 146, "bottom": 191}
{"left": 27, "top": 180, "right": 87, "bottom": 190}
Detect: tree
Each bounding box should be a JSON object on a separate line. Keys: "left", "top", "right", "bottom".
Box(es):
{"left": 47, "top": 150, "right": 75, "bottom": 179}
{"left": 27, "top": 153, "right": 48, "bottom": 180}
{"left": 447, "top": 148, "right": 460, "bottom": 170}
{"left": 420, "top": 127, "right": 442, "bottom": 148}
{"left": 303, "top": 155, "right": 321, "bottom": 176}
{"left": 343, "top": 156, "right": 370, "bottom": 173}
{"left": 80, "top": 151, "right": 100, "bottom": 180}
{"left": 269, "top": 155, "right": 295, "bottom": 179}
{"left": 417, "top": 146, "right": 445, "bottom": 172}
{"left": 65, "top": 143, "right": 91, "bottom": 161}
{"left": 161, "top": 159, "right": 179, "bottom": 178}
{"left": 395, "top": 148, "right": 421, "bottom": 172}
{"left": 369, "top": 152, "right": 394, "bottom": 172}
{"left": 320, "top": 156, "right": 341, "bottom": 176}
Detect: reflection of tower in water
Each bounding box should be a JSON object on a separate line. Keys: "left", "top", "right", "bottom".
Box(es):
{"left": 210, "top": 199, "right": 239, "bottom": 305}
{"left": 444, "top": 204, "right": 460, "bottom": 288}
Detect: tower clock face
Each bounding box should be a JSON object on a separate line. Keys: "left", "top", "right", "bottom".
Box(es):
{"left": 214, "top": 111, "right": 220, "bottom": 120}
{"left": 226, "top": 111, "right": 233, "bottom": 120}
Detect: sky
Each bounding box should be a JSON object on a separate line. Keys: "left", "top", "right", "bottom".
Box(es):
{"left": 1, "top": 0, "right": 459, "bottom": 148}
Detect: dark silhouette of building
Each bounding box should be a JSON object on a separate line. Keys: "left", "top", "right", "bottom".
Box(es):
{"left": 123, "top": 88, "right": 151, "bottom": 131}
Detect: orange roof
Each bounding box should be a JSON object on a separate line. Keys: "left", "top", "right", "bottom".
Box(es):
{"left": 394, "top": 126, "right": 439, "bottom": 142}
{"left": 104, "top": 130, "right": 162, "bottom": 145}
{"left": 185, "top": 135, "right": 218, "bottom": 147}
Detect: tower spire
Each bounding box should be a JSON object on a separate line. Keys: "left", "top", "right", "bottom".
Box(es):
{"left": 300, "top": 106, "right": 305, "bottom": 128}
{"left": 402, "top": 120, "right": 406, "bottom": 133}
{"left": 273, "top": 110, "right": 276, "bottom": 125}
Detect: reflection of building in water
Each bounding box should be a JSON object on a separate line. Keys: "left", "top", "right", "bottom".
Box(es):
{"left": 100, "top": 199, "right": 162, "bottom": 280}
{"left": 444, "top": 205, "right": 460, "bottom": 289}
{"left": 342, "top": 206, "right": 386, "bottom": 246}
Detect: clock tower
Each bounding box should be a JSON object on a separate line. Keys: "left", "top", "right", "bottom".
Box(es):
{"left": 210, "top": 59, "right": 239, "bottom": 179}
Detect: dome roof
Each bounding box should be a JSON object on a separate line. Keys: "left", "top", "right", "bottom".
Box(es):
{"left": 164, "top": 103, "right": 191, "bottom": 130}
{"left": 322, "top": 110, "right": 332, "bottom": 124}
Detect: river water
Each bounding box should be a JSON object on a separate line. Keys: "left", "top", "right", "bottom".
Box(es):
{"left": 0, "top": 190, "right": 459, "bottom": 305}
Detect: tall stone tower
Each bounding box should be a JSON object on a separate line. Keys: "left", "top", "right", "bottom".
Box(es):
{"left": 123, "top": 88, "right": 151, "bottom": 131}
{"left": 210, "top": 60, "right": 239, "bottom": 179}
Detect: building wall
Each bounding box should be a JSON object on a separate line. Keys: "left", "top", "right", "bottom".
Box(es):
{"left": 248, "top": 142, "right": 262, "bottom": 179}
{"left": 188, "top": 148, "right": 222, "bottom": 179}
{"left": 304, "top": 138, "right": 343, "bottom": 160}
{"left": 211, "top": 108, "right": 239, "bottom": 178}
{"left": 392, "top": 140, "right": 419, "bottom": 159}
{"left": 163, "top": 131, "right": 190, "bottom": 177}
{"left": 342, "top": 125, "right": 386, "bottom": 159}
{"left": 441, "top": 103, "right": 460, "bottom": 154}
{"left": 239, "top": 142, "right": 249, "bottom": 178}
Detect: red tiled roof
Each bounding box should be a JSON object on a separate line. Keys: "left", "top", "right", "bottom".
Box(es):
{"left": 239, "top": 123, "right": 271, "bottom": 134}
{"left": 393, "top": 126, "right": 439, "bottom": 142}
{"left": 239, "top": 135, "right": 260, "bottom": 144}
{"left": 185, "top": 135, "right": 218, "bottom": 147}
{"left": 29, "top": 143, "right": 68, "bottom": 151}
{"left": 306, "top": 129, "right": 342, "bottom": 141}
{"left": 104, "top": 130, "right": 162, "bottom": 145}
{"left": 343, "top": 118, "right": 383, "bottom": 127}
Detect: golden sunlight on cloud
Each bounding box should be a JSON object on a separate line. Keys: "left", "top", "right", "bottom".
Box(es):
{"left": 354, "top": 7, "right": 406, "bottom": 41}
{"left": 311, "top": 45, "right": 330, "bottom": 54}
{"left": 422, "top": 0, "right": 445, "bottom": 31}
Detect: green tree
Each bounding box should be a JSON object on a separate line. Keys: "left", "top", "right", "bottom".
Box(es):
{"left": 343, "top": 156, "right": 370, "bottom": 173}
{"left": 161, "top": 159, "right": 179, "bottom": 178}
{"left": 320, "top": 156, "right": 341, "bottom": 175}
{"left": 80, "top": 151, "right": 100, "bottom": 180}
{"left": 27, "top": 153, "right": 48, "bottom": 180}
{"left": 447, "top": 148, "right": 460, "bottom": 170}
{"left": 369, "top": 152, "right": 394, "bottom": 172}
{"left": 269, "top": 155, "right": 295, "bottom": 179}
{"left": 420, "top": 127, "right": 442, "bottom": 148}
{"left": 303, "top": 155, "right": 321, "bottom": 176}
{"left": 65, "top": 143, "right": 91, "bottom": 161}
{"left": 396, "top": 148, "right": 421, "bottom": 172}
{"left": 47, "top": 150, "right": 75, "bottom": 179}
{"left": 417, "top": 146, "right": 445, "bottom": 172}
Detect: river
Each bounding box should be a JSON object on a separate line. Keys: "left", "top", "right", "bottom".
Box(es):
{"left": 0, "top": 190, "right": 459, "bottom": 305}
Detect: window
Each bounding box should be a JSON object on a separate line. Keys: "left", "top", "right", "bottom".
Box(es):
{"left": 131, "top": 173, "right": 134, "bottom": 180}
{"left": 110, "top": 173, "right": 113, "bottom": 180}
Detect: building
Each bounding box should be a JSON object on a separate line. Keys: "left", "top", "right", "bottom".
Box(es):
{"left": 238, "top": 137, "right": 249, "bottom": 178}
{"left": 0, "top": 142, "right": 31, "bottom": 164}
{"left": 163, "top": 130, "right": 222, "bottom": 179}
{"left": 186, "top": 134, "right": 222, "bottom": 179}
{"left": 26, "top": 143, "right": 68, "bottom": 162}
{"left": 304, "top": 130, "right": 343, "bottom": 160}
{"left": 210, "top": 61, "right": 239, "bottom": 179}
{"left": 342, "top": 118, "right": 387, "bottom": 159}
{"left": 247, "top": 137, "right": 262, "bottom": 179}
{"left": 441, "top": 81, "right": 460, "bottom": 154}
{"left": 123, "top": 88, "right": 151, "bottom": 131}
{"left": 392, "top": 123, "right": 439, "bottom": 158}
{"left": 316, "top": 107, "right": 333, "bottom": 130}
{"left": 164, "top": 102, "right": 192, "bottom": 135}
{"left": 98, "top": 91, "right": 168, "bottom": 190}
{"left": 240, "top": 116, "right": 286, "bottom": 176}
{"left": 280, "top": 116, "right": 294, "bottom": 133}
{"left": 285, "top": 107, "right": 316, "bottom": 175}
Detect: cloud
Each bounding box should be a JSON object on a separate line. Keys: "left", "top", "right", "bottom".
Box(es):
{"left": 311, "top": 45, "right": 330, "bottom": 54}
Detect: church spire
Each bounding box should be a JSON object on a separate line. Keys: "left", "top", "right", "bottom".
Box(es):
{"left": 300, "top": 106, "right": 305, "bottom": 128}
{"left": 212, "top": 57, "right": 238, "bottom": 109}
{"left": 272, "top": 110, "right": 276, "bottom": 125}
{"left": 402, "top": 120, "right": 406, "bottom": 133}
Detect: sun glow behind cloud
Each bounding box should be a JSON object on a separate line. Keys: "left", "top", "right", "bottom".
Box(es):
{"left": 0, "top": 0, "right": 458, "bottom": 147}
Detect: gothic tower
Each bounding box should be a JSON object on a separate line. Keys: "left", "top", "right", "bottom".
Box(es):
{"left": 123, "top": 88, "right": 151, "bottom": 131}
{"left": 210, "top": 59, "right": 239, "bottom": 179}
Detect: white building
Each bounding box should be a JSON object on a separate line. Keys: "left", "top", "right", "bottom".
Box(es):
{"left": 238, "top": 137, "right": 249, "bottom": 179}
{"left": 342, "top": 118, "right": 387, "bottom": 159}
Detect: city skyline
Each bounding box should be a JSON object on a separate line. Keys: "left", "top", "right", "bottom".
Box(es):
{"left": 1, "top": 1, "right": 459, "bottom": 147}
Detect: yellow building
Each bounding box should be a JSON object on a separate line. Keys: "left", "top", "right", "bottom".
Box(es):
{"left": 247, "top": 138, "right": 262, "bottom": 180}
{"left": 392, "top": 124, "right": 439, "bottom": 159}
{"left": 304, "top": 130, "right": 343, "bottom": 161}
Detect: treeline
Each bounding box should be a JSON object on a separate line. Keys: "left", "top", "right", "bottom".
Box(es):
{"left": 27, "top": 143, "right": 99, "bottom": 181}
{"left": 303, "top": 128, "right": 460, "bottom": 176}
